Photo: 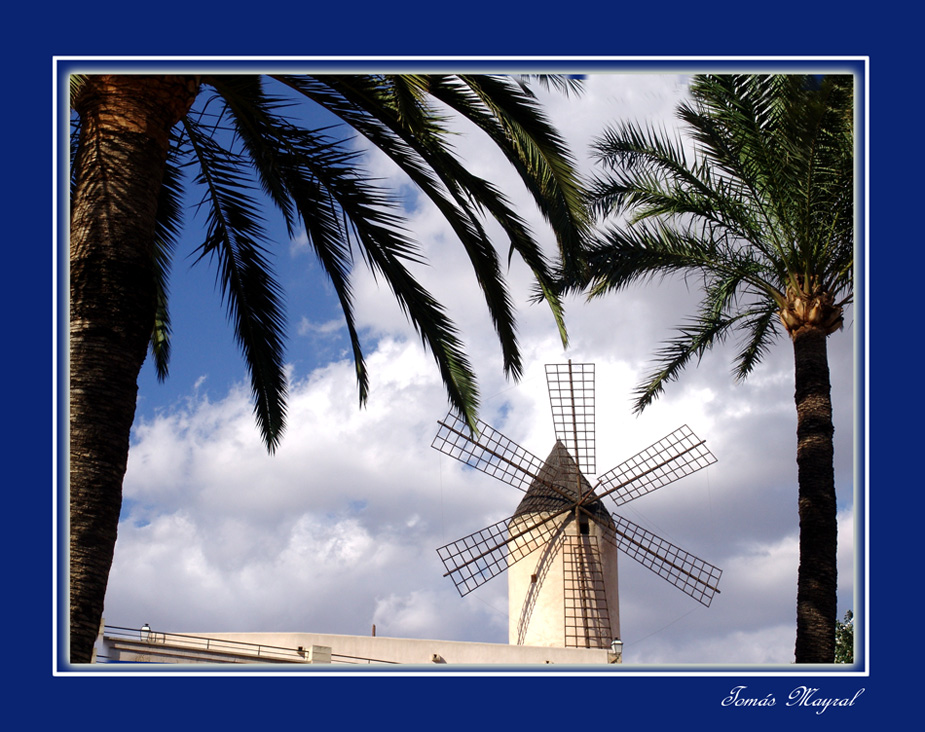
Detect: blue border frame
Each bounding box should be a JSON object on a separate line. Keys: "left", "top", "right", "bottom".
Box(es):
{"left": 37, "top": 35, "right": 884, "bottom": 724}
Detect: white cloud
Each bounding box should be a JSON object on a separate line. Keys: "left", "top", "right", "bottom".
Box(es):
{"left": 296, "top": 316, "right": 343, "bottom": 337}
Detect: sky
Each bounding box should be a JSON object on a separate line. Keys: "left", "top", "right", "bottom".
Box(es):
{"left": 99, "top": 69, "right": 860, "bottom": 667}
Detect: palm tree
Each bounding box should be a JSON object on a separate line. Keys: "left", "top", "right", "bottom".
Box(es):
{"left": 68, "top": 73, "right": 590, "bottom": 663}
{"left": 577, "top": 74, "right": 853, "bottom": 663}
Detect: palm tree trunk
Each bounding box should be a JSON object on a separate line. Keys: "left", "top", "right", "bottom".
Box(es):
{"left": 791, "top": 325, "right": 838, "bottom": 663}
{"left": 69, "top": 76, "right": 198, "bottom": 663}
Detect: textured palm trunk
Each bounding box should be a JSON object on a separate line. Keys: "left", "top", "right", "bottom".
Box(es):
{"left": 791, "top": 325, "right": 838, "bottom": 663}
{"left": 69, "top": 76, "right": 198, "bottom": 663}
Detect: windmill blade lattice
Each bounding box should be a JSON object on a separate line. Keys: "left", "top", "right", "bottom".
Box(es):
{"left": 436, "top": 507, "right": 572, "bottom": 596}
{"left": 599, "top": 513, "right": 722, "bottom": 607}
{"left": 594, "top": 425, "right": 717, "bottom": 508}
{"left": 562, "top": 533, "right": 613, "bottom": 647}
{"left": 434, "top": 415, "right": 618, "bottom": 595}
{"left": 432, "top": 413, "right": 555, "bottom": 495}
{"left": 546, "top": 362, "right": 595, "bottom": 475}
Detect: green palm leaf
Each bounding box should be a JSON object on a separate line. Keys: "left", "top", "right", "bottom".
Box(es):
{"left": 183, "top": 114, "right": 288, "bottom": 451}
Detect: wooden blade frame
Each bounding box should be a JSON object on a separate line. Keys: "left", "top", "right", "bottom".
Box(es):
{"left": 546, "top": 362, "right": 595, "bottom": 476}
{"left": 596, "top": 425, "right": 717, "bottom": 508}
{"left": 436, "top": 508, "right": 571, "bottom": 596}
{"left": 431, "top": 412, "right": 582, "bottom": 511}
{"left": 598, "top": 514, "right": 722, "bottom": 607}
{"left": 548, "top": 362, "right": 614, "bottom": 646}
{"left": 432, "top": 411, "right": 600, "bottom": 595}
{"left": 432, "top": 412, "right": 553, "bottom": 494}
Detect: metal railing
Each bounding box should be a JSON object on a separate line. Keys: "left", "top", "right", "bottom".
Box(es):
{"left": 102, "top": 625, "right": 398, "bottom": 665}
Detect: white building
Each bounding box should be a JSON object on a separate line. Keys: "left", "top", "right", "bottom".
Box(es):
{"left": 97, "top": 624, "right": 622, "bottom": 666}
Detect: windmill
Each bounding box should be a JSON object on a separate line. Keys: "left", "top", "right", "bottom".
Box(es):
{"left": 431, "top": 361, "right": 722, "bottom": 651}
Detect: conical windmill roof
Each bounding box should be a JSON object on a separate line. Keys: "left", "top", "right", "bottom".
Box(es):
{"left": 513, "top": 441, "right": 611, "bottom": 524}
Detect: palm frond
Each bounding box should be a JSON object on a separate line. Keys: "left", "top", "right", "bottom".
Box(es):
{"left": 276, "top": 74, "right": 526, "bottom": 384}
{"left": 436, "top": 75, "right": 591, "bottom": 272}
{"left": 205, "top": 77, "right": 374, "bottom": 403}
{"left": 69, "top": 74, "right": 88, "bottom": 109}
{"left": 220, "top": 77, "right": 486, "bottom": 420}
{"left": 632, "top": 307, "right": 736, "bottom": 413}
{"left": 69, "top": 115, "right": 81, "bottom": 215}
{"left": 678, "top": 76, "right": 800, "bottom": 260}
{"left": 204, "top": 76, "right": 301, "bottom": 232}
{"left": 516, "top": 74, "right": 585, "bottom": 98}
{"left": 730, "top": 303, "right": 781, "bottom": 379}
{"left": 183, "top": 115, "right": 288, "bottom": 452}
{"left": 279, "top": 129, "right": 480, "bottom": 421}
{"left": 76, "top": 73, "right": 590, "bottom": 444}
{"left": 584, "top": 218, "right": 768, "bottom": 297}
{"left": 149, "top": 128, "right": 189, "bottom": 381}
{"left": 588, "top": 118, "right": 775, "bottom": 265}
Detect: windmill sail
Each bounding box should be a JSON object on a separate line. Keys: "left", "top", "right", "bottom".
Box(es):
{"left": 508, "top": 441, "right": 617, "bottom": 649}
{"left": 436, "top": 508, "right": 571, "bottom": 596}
{"left": 595, "top": 425, "right": 717, "bottom": 508}
{"left": 514, "top": 524, "right": 569, "bottom": 645}
{"left": 432, "top": 412, "right": 557, "bottom": 494}
{"left": 546, "top": 362, "right": 596, "bottom": 475}
{"left": 600, "top": 513, "right": 722, "bottom": 607}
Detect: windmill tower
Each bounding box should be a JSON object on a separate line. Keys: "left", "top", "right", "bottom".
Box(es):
{"left": 431, "top": 362, "right": 722, "bottom": 652}
{"left": 508, "top": 440, "right": 620, "bottom": 648}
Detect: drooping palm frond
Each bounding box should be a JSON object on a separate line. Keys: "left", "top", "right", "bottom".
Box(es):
{"left": 69, "top": 74, "right": 88, "bottom": 109}
{"left": 226, "top": 74, "right": 503, "bottom": 420}
{"left": 272, "top": 74, "right": 525, "bottom": 393}
{"left": 182, "top": 114, "right": 289, "bottom": 452}
{"left": 69, "top": 114, "right": 81, "bottom": 214}
{"left": 730, "top": 303, "right": 781, "bottom": 379}
{"left": 149, "top": 129, "right": 188, "bottom": 381}
{"left": 585, "top": 216, "right": 774, "bottom": 301}
{"left": 267, "top": 74, "right": 589, "bottom": 405}
{"left": 635, "top": 264, "right": 786, "bottom": 410}
{"left": 201, "top": 76, "right": 374, "bottom": 408}
{"left": 514, "top": 74, "right": 585, "bottom": 98}
{"left": 205, "top": 76, "right": 303, "bottom": 231}
{"left": 588, "top": 215, "right": 776, "bottom": 411}
{"left": 433, "top": 75, "right": 590, "bottom": 276}
{"left": 262, "top": 113, "right": 479, "bottom": 420}
{"left": 631, "top": 305, "right": 735, "bottom": 413}
{"left": 589, "top": 116, "right": 777, "bottom": 265}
